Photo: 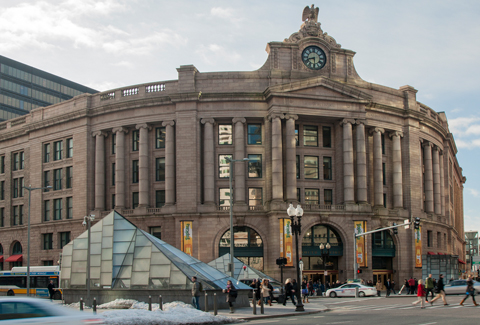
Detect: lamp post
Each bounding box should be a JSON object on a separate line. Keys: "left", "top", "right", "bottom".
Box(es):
{"left": 225, "top": 156, "right": 249, "bottom": 278}
{"left": 24, "top": 185, "right": 52, "bottom": 297}
{"left": 287, "top": 203, "right": 305, "bottom": 312}
{"left": 83, "top": 214, "right": 95, "bottom": 305}
{"left": 319, "top": 243, "right": 331, "bottom": 283}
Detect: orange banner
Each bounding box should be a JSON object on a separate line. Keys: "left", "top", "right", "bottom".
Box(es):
{"left": 415, "top": 226, "right": 422, "bottom": 267}
{"left": 280, "top": 219, "right": 293, "bottom": 266}
{"left": 181, "top": 221, "right": 193, "bottom": 256}
{"left": 354, "top": 221, "right": 367, "bottom": 267}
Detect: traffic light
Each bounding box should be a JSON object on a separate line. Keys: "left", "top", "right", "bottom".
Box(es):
{"left": 414, "top": 217, "right": 420, "bottom": 229}
{"left": 276, "top": 257, "right": 287, "bottom": 266}
{"left": 393, "top": 222, "right": 398, "bottom": 235}
{"left": 357, "top": 269, "right": 362, "bottom": 274}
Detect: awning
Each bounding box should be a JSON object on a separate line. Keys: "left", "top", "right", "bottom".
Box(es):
{"left": 437, "top": 252, "right": 444, "bottom": 255}
{"left": 5, "top": 254, "right": 22, "bottom": 262}
{"left": 458, "top": 259, "right": 466, "bottom": 265}
{"left": 0, "top": 255, "right": 3, "bottom": 262}
{"left": 427, "top": 251, "right": 436, "bottom": 255}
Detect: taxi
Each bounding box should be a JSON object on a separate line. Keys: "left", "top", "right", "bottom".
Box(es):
{"left": 326, "top": 283, "right": 377, "bottom": 297}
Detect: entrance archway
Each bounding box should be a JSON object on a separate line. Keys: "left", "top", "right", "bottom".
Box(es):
{"left": 219, "top": 226, "right": 263, "bottom": 271}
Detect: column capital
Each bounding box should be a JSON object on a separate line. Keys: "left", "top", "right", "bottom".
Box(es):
{"left": 369, "top": 127, "right": 384, "bottom": 135}
{"left": 355, "top": 119, "right": 367, "bottom": 125}
{"left": 92, "top": 131, "right": 108, "bottom": 138}
{"left": 340, "top": 118, "right": 355, "bottom": 126}
{"left": 422, "top": 141, "right": 434, "bottom": 148}
{"left": 267, "top": 113, "right": 285, "bottom": 121}
{"left": 112, "top": 126, "right": 128, "bottom": 134}
{"left": 201, "top": 118, "right": 215, "bottom": 125}
{"left": 232, "top": 117, "right": 246, "bottom": 124}
{"left": 389, "top": 130, "right": 403, "bottom": 138}
{"left": 162, "top": 120, "right": 175, "bottom": 127}
{"left": 136, "top": 123, "right": 151, "bottom": 130}
{"left": 434, "top": 146, "right": 443, "bottom": 153}
{"left": 285, "top": 114, "right": 298, "bottom": 121}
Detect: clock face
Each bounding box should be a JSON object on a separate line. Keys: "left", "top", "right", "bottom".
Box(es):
{"left": 302, "top": 46, "right": 327, "bottom": 70}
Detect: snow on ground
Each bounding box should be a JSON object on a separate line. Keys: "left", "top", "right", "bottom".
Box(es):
{"left": 66, "top": 299, "right": 240, "bottom": 325}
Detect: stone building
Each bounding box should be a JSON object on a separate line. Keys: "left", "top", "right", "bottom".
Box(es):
{"left": 0, "top": 6, "right": 466, "bottom": 284}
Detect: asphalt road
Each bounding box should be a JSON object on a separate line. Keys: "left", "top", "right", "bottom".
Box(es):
{"left": 247, "top": 295, "right": 479, "bottom": 325}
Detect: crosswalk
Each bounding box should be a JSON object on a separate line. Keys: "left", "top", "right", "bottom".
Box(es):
{"left": 328, "top": 302, "right": 475, "bottom": 312}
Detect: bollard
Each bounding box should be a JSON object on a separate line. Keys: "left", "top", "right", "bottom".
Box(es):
{"left": 80, "top": 298, "right": 84, "bottom": 311}
{"left": 204, "top": 291, "right": 209, "bottom": 312}
{"left": 355, "top": 287, "right": 359, "bottom": 298}
{"left": 252, "top": 292, "right": 256, "bottom": 315}
{"left": 260, "top": 292, "right": 264, "bottom": 314}
{"left": 159, "top": 295, "right": 163, "bottom": 311}
{"left": 213, "top": 293, "right": 217, "bottom": 316}
{"left": 93, "top": 298, "right": 97, "bottom": 315}
{"left": 149, "top": 295, "right": 152, "bottom": 311}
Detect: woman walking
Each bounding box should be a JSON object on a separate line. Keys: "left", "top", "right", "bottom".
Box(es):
{"left": 284, "top": 278, "right": 296, "bottom": 306}
{"left": 302, "top": 279, "right": 309, "bottom": 303}
{"left": 260, "top": 279, "right": 272, "bottom": 306}
{"left": 412, "top": 279, "right": 426, "bottom": 309}
{"left": 223, "top": 280, "right": 238, "bottom": 313}
{"left": 459, "top": 275, "right": 479, "bottom": 306}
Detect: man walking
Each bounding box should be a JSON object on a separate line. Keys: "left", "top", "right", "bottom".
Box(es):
{"left": 191, "top": 276, "right": 201, "bottom": 309}
{"left": 430, "top": 274, "right": 448, "bottom": 306}
{"left": 385, "top": 279, "right": 392, "bottom": 297}
{"left": 47, "top": 280, "right": 55, "bottom": 301}
{"left": 425, "top": 274, "right": 435, "bottom": 302}
{"left": 408, "top": 277, "right": 415, "bottom": 295}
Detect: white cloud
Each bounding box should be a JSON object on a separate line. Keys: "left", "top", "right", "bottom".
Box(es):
{"left": 467, "top": 188, "right": 480, "bottom": 198}
{"left": 195, "top": 43, "right": 241, "bottom": 65}
{"left": 210, "top": 7, "right": 234, "bottom": 19}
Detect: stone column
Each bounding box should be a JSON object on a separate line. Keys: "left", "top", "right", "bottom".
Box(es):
{"left": 233, "top": 117, "right": 246, "bottom": 204}
{"left": 356, "top": 120, "right": 367, "bottom": 203}
{"left": 163, "top": 120, "right": 175, "bottom": 205}
{"left": 270, "top": 114, "right": 284, "bottom": 202}
{"left": 113, "top": 127, "right": 128, "bottom": 209}
{"left": 93, "top": 131, "right": 107, "bottom": 211}
{"left": 201, "top": 118, "right": 215, "bottom": 204}
{"left": 423, "top": 142, "right": 434, "bottom": 213}
{"left": 371, "top": 128, "right": 384, "bottom": 206}
{"left": 390, "top": 131, "right": 404, "bottom": 208}
{"left": 341, "top": 119, "right": 355, "bottom": 204}
{"left": 433, "top": 146, "right": 441, "bottom": 215}
{"left": 285, "top": 115, "right": 298, "bottom": 202}
{"left": 440, "top": 150, "right": 445, "bottom": 216}
{"left": 137, "top": 123, "right": 150, "bottom": 207}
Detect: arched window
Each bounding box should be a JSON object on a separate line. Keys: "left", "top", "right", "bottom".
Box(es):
{"left": 301, "top": 224, "right": 343, "bottom": 271}
{"left": 12, "top": 242, "right": 22, "bottom": 255}
{"left": 302, "top": 224, "right": 343, "bottom": 248}
{"left": 371, "top": 230, "right": 395, "bottom": 270}
{"left": 219, "top": 226, "right": 263, "bottom": 271}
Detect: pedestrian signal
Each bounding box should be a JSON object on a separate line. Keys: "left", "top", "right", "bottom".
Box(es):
{"left": 357, "top": 269, "right": 362, "bottom": 274}
{"left": 414, "top": 217, "right": 420, "bottom": 229}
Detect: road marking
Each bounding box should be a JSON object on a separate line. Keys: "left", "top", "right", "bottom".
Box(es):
{"left": 248, "top": 320, "right": 279, "bottom": 324}
{"left": 324, "top": 322, "right": 352, "bottom": 324}
{"left": 417, "top": 323, "right": 437, "bottom": 325}
{"left": 313, "top": 315, "right": 325, "bottom": 318}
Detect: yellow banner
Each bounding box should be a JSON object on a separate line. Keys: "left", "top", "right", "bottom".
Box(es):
{"left": 181, "top": 221, "right": 193, "bottom": 256}
{"left": 415, "top": 226, "right": 422, "bottom": 268}
{"left": 354, "top": 221, "right": 367, "bottom": 268}
{"left": 280, "top": 219, "right": 294, "bottom": 266}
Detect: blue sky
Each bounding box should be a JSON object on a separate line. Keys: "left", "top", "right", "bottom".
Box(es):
{"left": 1, "top": 0, "right": 478, "bottom": 232}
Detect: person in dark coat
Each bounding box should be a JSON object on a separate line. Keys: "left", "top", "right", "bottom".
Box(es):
{"left": 223, "top": 280, "right": 237, "bottom": 313}
{"left": 284, "top": 278, "right": 296, "bottom": 306}
{"left": 385, "top": 278, "right": 392, "bottom": 297}
{"left": 459, "top": 275, "right": 479, "bottom": 306}
{"left": 47, "top": 280, "right": 55, "bottom": 301}
{"left": 250, "top": 279, "right": 261, "bottom": 303}
{"left": 430, "top": 274, "right": 448, "bottom": 305}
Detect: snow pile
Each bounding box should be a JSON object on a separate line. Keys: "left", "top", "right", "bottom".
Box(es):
{"left": 98, "top": 299, "right": 138, "bottom": 309}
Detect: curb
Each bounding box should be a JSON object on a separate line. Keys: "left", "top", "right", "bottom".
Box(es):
{"left": 233, "top": 308, "right": 331, "bottom": 321}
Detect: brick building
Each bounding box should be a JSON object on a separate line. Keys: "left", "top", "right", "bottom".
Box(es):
{"left": 0, "top": 7, "right": 465, "bottom": 284}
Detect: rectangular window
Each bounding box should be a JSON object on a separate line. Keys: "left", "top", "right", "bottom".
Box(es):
{"left": 66, "top": 197, "right": 73, "bottom": 219}
{"left": 304, "top": 156, "right": 319, "bottom": 179}
{"left": 248, "top": 188, "right": 263, "bottom": 206}
{"left": 66, "top": 166, "right": 73, "bottom": 188}
{"left": 0, "top": 156, "right": 4, "bottom": 173}
{"left": 66, "top": 138, "right": 73, "bottom": 158}
{"left": 381, "top": 134, "right": 385, "bottom": 155}
{"left": 219, "top": 188, "right": 231, "bottom": 207}
{"left": 155, "top": 127, "right": 166, "bottom": 149}
{"left": 132, "top": 160, "right": 139, "bottom": 183}
{"left": 44, "top": 200, "right": 50, "bottom": 221}
{"left": 323, "top": 157, "right": 332, "bottom": 180}
{"left": 13, "top": 205, "right": 23, "bottom": 225}
{"left": 43, "top": 260, "right": 54, "bottom": 266}
{"left": 13, "top": 152, "right": 19, "bottom": 171}
{"left": 437, "top": 232, "right": 441, "bottom": 249}
{"left": 19, "top": 152, "right": 24, "bottom": 169}
{"left": 59, "top": 232, "right": 70, "bottom": 249}
{"left": 248, "top": 154, "right": 262, "bottom": 178}
{"left": 111, "top": 164, "right": 115, "bottom": 186}
{"left": 297, "top": 188, "right": 301, "bottom": 202}
{"left": 54, "top": 141, "right": 63, "bottom": 160}
{"left": 296, "top": 155, "right": 300, "bottom": 179}
{"left": 54, "top": 198, "right": 62, "bottom": 220}
{"left": 156, "top": 158, "right": 165, "bottom": 181}
{"left": 218, "top": 125, "right": 232, "bottom": 145}
{"left": 112, "top": 194, "right": 115, "bottom": 209}
{"left": 132, "top": 130, "right": 139, "bottom": 151}
{"left": 324, "top": 189, "right": 333, "bottom": 205}
{"left": 112, "top": 133, "right": 116, "bottom": 154}
{"left": 303, "top": 125, "right": 318, "bottom": 147}
{"left": 0, "top": 207, "right": 4, "bottom": 227}
{"left": 54, "top": 168, "right": 62, "bottom": 190}
{"left": 427, "top": 230, "right": 432, "bottom": 247}
{"left": 305, "top": 189, "right": 319, "bottom": 204}
{"left": 132, "top": 192, "right": 139, "bottom": 209}
{"left": 0, "top": 181, "right": 4, "bottom": 200}
{"left": 150, "top": 226, "right": 162, "bottom": 240}
{"left": 44, "top": 143, "right": 51, "bottom": 163}
{"left": 13, "top": 178, "right": 19, "bottom": 198}
{"left": 247, "top": 124, "right": 262, "bottom": 145}
{"left": 295, "top": 125, "right": 299, "bottom": 146}
{"left": 19, "top": 177, "right": 24, "bottom": 197}
{"left": 155, "top": 190, "right": 165, "bottom": 208}
{"left": 382, "top": 163, "right": 386, "bottom": 185}
{"left": 383, "top": 193, "right": 387, "bottom": 208}
{"left": 43, "top": 233, "right": 53, "bottom": 250}
{"left": 323, "top": 126, "right": 331, "bottom": 148}
{"left": 44, "top": 171, "right": 50, "bottom": 192}
{"left": 219, "top": 154, "right": 232, "bottom": 178}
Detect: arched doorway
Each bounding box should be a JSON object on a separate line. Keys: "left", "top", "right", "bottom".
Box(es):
{"left": 372, "top": 230, "right": 396, "bottom": 288}
{"left": 10, "top": 242, "right": 22, "bottom": 267}
{"left": 219, "top": 226, "right": 263, "bottom": 271}
{"left": 302, "top": 224, "right": 343, "bottom": 284}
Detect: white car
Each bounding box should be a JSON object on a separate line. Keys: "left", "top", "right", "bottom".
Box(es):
{"left": 0, "top": 297, "right": 103, "bottom": 324}
{"left": 326, "top": 283, "right": 377, "bottom": 298}
{"left": 443, "top": 279, "right": 480, "bottom": 295}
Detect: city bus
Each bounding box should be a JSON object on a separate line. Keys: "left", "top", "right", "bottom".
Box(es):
{"left": 0, "top": 266, "right": 62, "bottom": 299}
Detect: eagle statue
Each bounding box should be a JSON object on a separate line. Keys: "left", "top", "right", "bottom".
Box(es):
{"left": 302, "top": 4, "right": 319, "bottom": 23}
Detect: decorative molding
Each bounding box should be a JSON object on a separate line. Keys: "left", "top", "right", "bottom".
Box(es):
{"left": 389, "top": 131, "right": 404, "bottom": 138}
{"left": 284, "top": 21, "right": 341, "bottom": 49}
{"left": 267, "top": 113, "right": 285, "bottom": 121}
{"left": 331, "top": 53, "right": 336, "bottom": 73}
{"left": 92, "top": 131, "right": 108, "bottom": 138}
{"left": 162, "top": 120, "right": 175, "bottom": 127}
{"left": 285, "top": 114, "right": 298, "bottom": 121}
{"left": 355, "top": 119, "right": 367, "bottom": 125}
{"left": 340, "top": 118, "right": 355, "bottom": 126}
{"left": 200, "top": 118, "right": 215, "bottom": 125}
{"left": 112, "top": 127, "right": 129, "bottom": 134}
{"left": 232, "top": 117, "right": 246, "bottom": 124}
{"left": 136, "top": 123, "right": 151, "bottom": 130}
{"left": 422, "top": 141, "right": 434, "bottom": 148}
{"left": 369, "top": 127, "right": 384, "bottom": 135}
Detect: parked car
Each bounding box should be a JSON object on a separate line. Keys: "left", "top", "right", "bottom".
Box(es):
{"left": 239, "top": 279, "right": 282, "bottom": 301}
{"left": 444, "top": 279, "right": 480, "bottom": 295}
{"left": 0, "top": 297, "right": 103, "bottom": 324}
{"left": 326, "top": 283, "right": 377, "bottom": 297}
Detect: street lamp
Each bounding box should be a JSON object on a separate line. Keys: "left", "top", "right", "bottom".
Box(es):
{"left": 225, "top": 156, "right": 249, "bottom": 278}
{"left": 24, "top": 185, "right": 52, "bottom": 297}
{"left": 83, "top": 214, "right": 95, "bottom": 305}
{"left": 319, "top": 243, "right": 331, "bottom": 283}
{"left": 287, "top": 203, "right": 305, "bottom": 312}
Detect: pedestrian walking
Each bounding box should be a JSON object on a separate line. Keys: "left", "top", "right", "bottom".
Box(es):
{"left": 425, "top": 274, "right": 435, "bottom": 302}
{"left": 320, "top": 282, "right": 325, "bottom": 296}
{"left": 412, "top": 279, "right": 426, "bottom": 309}
{"left": 385, "top": 278, "right": 392, "bottom": 297}
{"left": 284, "top": 278, "right": 296, "bottom": 306}
{"left": 391, "top": 280, "right": 396, "bottom": 294}
{"left": 223, "top": 280, "right": 237, "bottom": 313}
{"left": 250, "top": 279, "right": 261, "bottom": 305}
{"left": 47, "top": 280, "right": 56, "bottom": 301}
{"left": 430, "top": 274, "right": 448, "bottom": 306}
{"left": 459, "top": 275, "right": 479, "bottom": 306}
{"left": 313, "top": 281, "right": 319, "bottom": 296}
{"left": 408, "top": 277, "right": 415, "bottom": 295}
{"left": 260, "top": 279, "right": 272, "bottom": 306}
{"left": 308, "top": 280, "right": 314, "bottom": 296}
{"left": 399, "top": 279, "right": 408, "bottom": 295}
{"left": 301, "top": 279, "right": 309, "bottom": 303}
{"left": 191, "top": 276, "right": 202, "bottom": 309}
{"left": 376, "top": 279, "right": 382, "bottom": 297}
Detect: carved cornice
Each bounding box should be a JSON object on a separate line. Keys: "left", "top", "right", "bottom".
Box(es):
{"left": 92, "top": 131, "right": 108, "bottom": 138}
{"left": 389, "top": 131, "right": 403, "bottom": 138}
{"left": 136, "top": 123, "right": 151, "bottom": 130}
{"left": 232, "top": 117, "right": 246, "bottom": 124}
{"left": 340, "top": 118, "right": 355, "bottom": 126}
{"left": 112, "top": 127, "right": 129, "bottom": 134}
{"left": 356, "top": 119, "right": 367, "bottom": 125}
{"left": 285, "top": 114, "right": 299, "bottom": 121}
{"left": 200, "top": 118, "right": 215, "bottom": 125}
{"left": 267, "top": 113, "right": 285, "bottom": 121}
{"left": 162, "top": 120, "right": 175, "bottom": 127}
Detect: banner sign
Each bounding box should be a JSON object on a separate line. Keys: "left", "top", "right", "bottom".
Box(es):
{"left": 354, "top": 221, "right": 367, "bottom": 267}
{"left": 181, "top": 221, "right": 193, "bottom": 256}
{"left": 280, "top": 219, "right": 294, "bottom": 266}
{"left": 415, "top": 226, "right": 422, "bottom": 267}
